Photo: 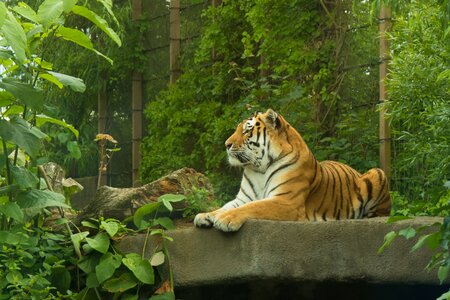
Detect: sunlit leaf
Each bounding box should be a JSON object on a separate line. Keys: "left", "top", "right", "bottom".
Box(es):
{"left": 1, "top": 11, "right": 28, "bottom": 63}
{"left": 13, "top": 2, "right": 38, "bottom": 23}
{"left": 398, "top": 227, "right": 416, "bottom": 240}
{"left": 0, "top": 3, "right": 7, "bottom": 28}
{"left": 37, "top": 0, "right": 64, "bottom": 29}
{"left": 47, "top": 71, "right": 85, "bottom": 92}
{"left": 101, "top": 220, "right": 119, "bottom": 237}
{"left": 35, "top": 114, "right": 79, "bottom": 138}
{"left": 72, "top": 5, "right": 121, "bottom": 46}
{"left": 63, "top": 0, "right": 78, "bottom": 13}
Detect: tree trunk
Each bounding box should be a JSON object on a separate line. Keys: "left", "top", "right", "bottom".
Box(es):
{"left": 74, "top": 168, "right": 213, "bottom": 223}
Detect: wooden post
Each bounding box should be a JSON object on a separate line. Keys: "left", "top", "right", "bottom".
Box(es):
{"left": 132, "top": 0, "right": 143, "bottom": 187}
{"left": 379, "top": 4, "right": 391, "bottom": 180}
{"left": 170, "top": 0, "right": 181, "bottom": 84}
{"left": 97, "top": 88, "right": 108, "bottom": 187}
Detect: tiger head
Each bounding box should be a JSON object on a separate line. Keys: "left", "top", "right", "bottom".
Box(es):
{"left": 225, "top": 109, "right": 293, "bottom": 172}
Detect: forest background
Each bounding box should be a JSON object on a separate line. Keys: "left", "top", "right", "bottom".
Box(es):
{"left": 42, "top": 0, "right": 449, "bottom": 215}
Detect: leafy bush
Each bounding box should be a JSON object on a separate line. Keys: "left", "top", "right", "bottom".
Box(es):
{"left": 384, "top": 0, "right": 450, "bottom": 210}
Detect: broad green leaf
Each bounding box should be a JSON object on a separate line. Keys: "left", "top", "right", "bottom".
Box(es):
{"left": 86, "top": 232, "right": 110, "bottom": 254}
{"left": 63, "top": 0, "right": 78, "bottom": 13}
{"left": 0, "top": 78, "right": 44, "bottom": 110}
{"left": 155, "top": 217, "right": 175, "bottom": 230}
{"left": 16, "top": 189, "right": 69, "bottom": 209}
{"left": 149, "top": 292, "right": 176, "bottom": 300}
{"left": 56, "top": 26, "right": 112, "bottom": 63}
{"left": 56, "top": 26, "right": 93, "bottom": 49}
{"left": 133, "top": 202, "right": 161, "bottom": 229}
{"left": 13, "top": 2, "right": 38, "bottom": 23}
{"left": 2, "top": 11, "right": 28, "bottom": 63}
{"left": 10, "top": 165, "right": 39, "bottom": 189}
{"left": 77, "top": 251, "right": 100, "bottom": 273}
{"left": 101, "top": 221, "right": 119, "bottom": 237}
{"left": 426, "top": 232, "right": 441, "bottom": 251}
{"left": 35, "top": 114, "right": 79, "bottom": 139}
{"left": 37, "top": 0, "right": 64, "bottom": 29}
{"left": 439, "top": 265, "right": 450, "bottom": 285}
{"left": 122, "top": 253, "right": 154, "bottom": 285}
{"left": 150, "top": 251, "right": 165, "bottom": 267}
{"left": 72, "top": 5, "right": 121, "bottom": 46}
{"left": 47, "top": 71, "right": 86, "bottom": 92}
{"left": 95, "top": 253, "right": 122, "bottom": 283}
{"left": 377, "top": 231, "right": 398, "bottom": 254}
{"left": 39, "top": 73, "right": 63, "bottom": 89}
{"left": 0, "top": 201, "right": 24, "bottom": 222}
{"left": 0, "top": 3, "right": 7, "bottom": 28}
{"left": 398, "top": 227, "right": 416, "bottom": 240}
{"left": 158, "top": 194, "right": 186, "bottom": 203}
{"left": 0, "top": 116, "right": 47, "bottom": 158}
{"left": 102, "top": 272, "right": 138, "bottom": 293}
{"left": 94, "top": 0, "right": 118, "bottom": 26}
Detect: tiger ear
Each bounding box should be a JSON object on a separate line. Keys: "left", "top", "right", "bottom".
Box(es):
{"left": 263, "top": 109, "right": 281, "bottom": 129}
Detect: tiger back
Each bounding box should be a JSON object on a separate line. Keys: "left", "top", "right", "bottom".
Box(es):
{"left": 194, "top": 109, "right": 391, "bottom": 232}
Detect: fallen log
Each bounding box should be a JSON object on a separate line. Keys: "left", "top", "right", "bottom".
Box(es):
{"left": 74, "top": 168, "right": 214, "bottom": 222}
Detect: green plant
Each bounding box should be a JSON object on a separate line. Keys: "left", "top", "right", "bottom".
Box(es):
{"left": 72, "top": 194, "right": 185, "bottom": 299}
{"left": 183, "top": 186, "right": 220, "bottom": 220}
{"left": 0, "top": 0, "right": 121, "bottom": 298}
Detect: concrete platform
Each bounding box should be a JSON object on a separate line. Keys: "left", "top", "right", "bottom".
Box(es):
{"left": 117, "top": 217, "right": 444, "bottom": 288}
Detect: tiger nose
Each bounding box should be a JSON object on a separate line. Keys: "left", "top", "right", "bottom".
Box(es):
{"left": 225, "top": 141, "right": 232, "bottom": 150}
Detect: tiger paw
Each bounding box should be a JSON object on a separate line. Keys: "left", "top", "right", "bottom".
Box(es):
{"left": 213, "top": 211, "right": 246, "bottom": 232}
{"left": 193, "top": 212, "right": 215, "bottom": 228}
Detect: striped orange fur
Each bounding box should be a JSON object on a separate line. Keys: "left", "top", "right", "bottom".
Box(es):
{"left": 194, "top": 109, "right": 391, "bottom": 232}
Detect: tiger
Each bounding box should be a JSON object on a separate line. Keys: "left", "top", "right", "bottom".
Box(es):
{"left": 194, "top": 109, "right": 391, "bottom": 232}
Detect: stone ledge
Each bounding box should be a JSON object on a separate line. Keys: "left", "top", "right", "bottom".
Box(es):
{"left": 117, "top": 217, "right": 443, "bottom": 288}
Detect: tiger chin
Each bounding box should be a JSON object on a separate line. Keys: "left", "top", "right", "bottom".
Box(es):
{"left": 194, "top": 109, "right": 391, "bottom": 232}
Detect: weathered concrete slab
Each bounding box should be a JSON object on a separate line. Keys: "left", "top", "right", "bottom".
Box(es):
{"left": 117, "top": 217, "right": 443, "bottom": 288}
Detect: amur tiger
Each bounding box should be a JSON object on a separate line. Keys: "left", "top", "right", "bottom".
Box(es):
{"left": 194, "top": 109, "right": 391, "bottom": 232}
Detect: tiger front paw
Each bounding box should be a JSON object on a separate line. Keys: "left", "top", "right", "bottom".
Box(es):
{"left": 194, "top": 212, "right": 216, "bottom": 228}
{"left": 213, "top": 211, "right": 246, "bottom": 232}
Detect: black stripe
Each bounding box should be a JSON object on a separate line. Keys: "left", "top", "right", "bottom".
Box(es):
{"left": 364, "top": 178, "right": 373, "bottom": 201}
{"left": 240, "top": 187, "right": 253, "bottom": 201}
{"left": 266, "top": 174, "right": 302, "bottom": 196}
{"left": 264, "top": 154, "right": 299, "bottom": 189}
{"left": 243, "top": 172, "right": 257, "bottom": 198}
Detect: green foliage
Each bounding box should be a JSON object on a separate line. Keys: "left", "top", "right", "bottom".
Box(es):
{"left": 141, "top": 0, "right": 366, "bottom": 198}
{"left": 384, "top": 0, "right": 450, "bottom": 210}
